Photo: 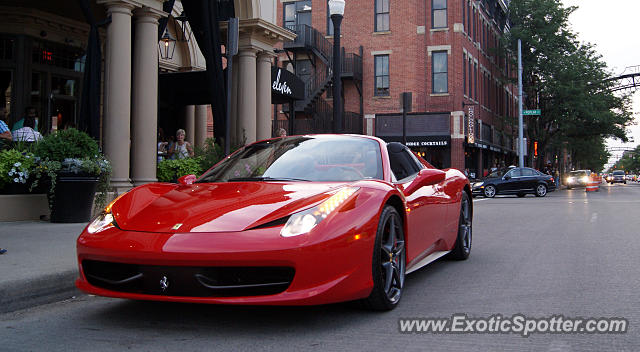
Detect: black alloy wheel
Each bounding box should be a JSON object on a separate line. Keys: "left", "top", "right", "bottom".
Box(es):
{"left": 483, "top": 185, "right": 496, "bottom": 198}
{"left": 449, "top": 192, "right": 472, "bottom": 260}
{"left": 363, "top": 206, "right": 406, "bottom": 310}
{"left": 535, "top": 184, "right": 548, "bottom": 197}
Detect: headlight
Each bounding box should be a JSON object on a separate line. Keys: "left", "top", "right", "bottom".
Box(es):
{"left": 281, "top": 187, "right": 359, "bottom": 237}
{"left": 581, "top": 176, "right": 589, "bottom": 183}
{"left": 87, "top": 192, "right": 126, "bottom": 234}
{"left": 473, "top": 182, "right": 484, "bottom": 187}
{"left": 87, "top": 212, "right": 115, "bottom": 234}
{"left": 566, "top": 177, "right": 574, "bottom": 183}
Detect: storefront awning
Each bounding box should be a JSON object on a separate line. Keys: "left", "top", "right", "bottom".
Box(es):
{"left": 159, "top": 67, "right": 305, "bottom": 106}
{"left": 271, "top": 67, "right": 304, "bottom": 103}
{"left": 378, "top": 135, "right": 451, "bottom": 147}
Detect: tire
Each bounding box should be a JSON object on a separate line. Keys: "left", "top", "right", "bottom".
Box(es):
{"left": 517, "top": 193, "right": 525, "bottom": 198}
{"left": 535, "top": 184, "right": 548, "bottom": 197}
{"left": 362, "top": 206, "right": 406, "bottom": 311}
{"left": 483, "top": 185, "right": 496, "bottom": 198}
{"left": 449, "top": 192, "right": 472, "bottom": 260}
{"left": 567, "top": 186, "right": 572, "bottom": 189}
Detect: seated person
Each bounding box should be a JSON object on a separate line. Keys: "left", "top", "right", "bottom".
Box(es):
{"left": 12, "top": 117, "right": 42, "bottom": 142}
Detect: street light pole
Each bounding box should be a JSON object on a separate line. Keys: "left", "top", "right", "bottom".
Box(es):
{"left": 518, "top": 39, "right": 524, "bottom": 168}
{"left": 329, "top": 0, "right": 345, "bottom": 134}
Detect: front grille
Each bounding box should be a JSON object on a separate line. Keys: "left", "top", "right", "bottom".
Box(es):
{"left": 82, "top": 260, "right": 295, "bottom": 297}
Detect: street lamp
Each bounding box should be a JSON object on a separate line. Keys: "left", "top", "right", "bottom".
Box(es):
{"left": 158, "top": 28, "right": 176, "bottom": 60}
{"left": 329, "top": 0, "right": 345, "bottom": 133}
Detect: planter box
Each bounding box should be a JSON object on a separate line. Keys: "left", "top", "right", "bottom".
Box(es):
{"left": 50, "top": 175, "right": 99, "bottom": 223}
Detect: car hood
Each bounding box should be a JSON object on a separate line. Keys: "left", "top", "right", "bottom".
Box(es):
{"left": 111, "top": 182, "right": 343, "bottom": 233}
{"left": 475, "top": 176, "right": 501, "bottom": 183}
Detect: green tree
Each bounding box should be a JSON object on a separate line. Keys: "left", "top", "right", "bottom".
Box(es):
{"left": 505, "top": 0, "right": 633, "bottom": 171}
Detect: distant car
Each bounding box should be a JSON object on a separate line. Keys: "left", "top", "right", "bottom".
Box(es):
{"left": 610, "top": 170, "right": 626, "bottom": 184}
{"left": 471, "top": 167, "right": 556, "bottom": 198}
{"left": 565, "top": 170, "right": 591, "bottom": 189}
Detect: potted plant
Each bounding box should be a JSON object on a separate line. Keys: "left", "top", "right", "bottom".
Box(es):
{"left": 31, "top": 128, "right": 111, "bottom": 223}
{"left": 0, "top": 149, "right": 36, "bottom": 194}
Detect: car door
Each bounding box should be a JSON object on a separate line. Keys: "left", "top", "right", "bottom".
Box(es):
{"left": 388, "top": 144, "right": 448, "bottom": 261}
{"left": 498, "top": 168, "right": 521, "bottom": 194}
{"left": 519, "top": 168, "right": 537, "bottom": 191}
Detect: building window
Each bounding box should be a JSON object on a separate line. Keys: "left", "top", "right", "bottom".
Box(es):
{"left": 461, "top": 0, "right": 465, "bottom": 32}
{"left": 375, "top": 0, "right": 390, "bottom": 32}
{"left": 432, "top": 0, "right": 447, "bottom": 28}
{"left": 432, "top": 51, "right": 447, "bottom": 93}
{"left": 463, "top": 53, "right": 467, "bottom": 96}
{"left": 283, "top": 1, "right": 312, "bottom": 30}
{"left": 374, "top": 55, "right": 390, "bottom": 96}
{"left": 468, "top": 58, "right": 472, "bottom": 98}
{"left": 474, "top": 62, "right": 478, "bottom": 99}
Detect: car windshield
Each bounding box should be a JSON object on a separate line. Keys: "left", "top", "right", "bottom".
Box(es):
{"left": 197, "top": 135, "right": 383, "bottom": 183}
{"left": 613, "top": 171, "right": 624, "bottom": 175}
{"left": 569, "top": 171, "right": 588, "bottom": 177}
{"left": 487, "top": 168, "right": 510, "bottom": 178}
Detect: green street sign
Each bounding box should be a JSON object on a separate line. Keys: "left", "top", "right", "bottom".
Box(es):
{"left": 523, "top": 109, "right": 541, "bottom": 116}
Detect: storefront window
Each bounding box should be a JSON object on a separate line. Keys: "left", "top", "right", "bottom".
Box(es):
{"left": 0, "top": 37, "right": 14, "bottom": 60}
{"left": 32, "top": 40, "right": 85, "bottom": 72}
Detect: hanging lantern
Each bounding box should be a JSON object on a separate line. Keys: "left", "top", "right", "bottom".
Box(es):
{"left": 158, "top": 29, "right": 176, "bottom": 60}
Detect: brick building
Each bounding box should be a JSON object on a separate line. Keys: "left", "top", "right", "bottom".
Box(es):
{"left": 275, "top": 0, "right": 518, "bottom": 177}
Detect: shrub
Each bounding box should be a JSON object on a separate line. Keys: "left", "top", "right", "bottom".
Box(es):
{"left": 33, "top": 128, "right": 99, "bottom": 162}
{"left": 157, "top": 157, "right": 204, "bottom": 182}
{"left": 194, "top": 137, "right": 225, "bottom": 172}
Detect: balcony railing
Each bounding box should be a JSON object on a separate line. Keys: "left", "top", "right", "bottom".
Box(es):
{"left": 341, "top": 53, "right": 362, "bottom": 81}
{"left": 284, "top": 24, "right": 332, "bottom": 64}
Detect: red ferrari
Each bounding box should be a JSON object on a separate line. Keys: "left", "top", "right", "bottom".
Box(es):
{"left": 76, "top": 135, "right": 472, "bottom": 310}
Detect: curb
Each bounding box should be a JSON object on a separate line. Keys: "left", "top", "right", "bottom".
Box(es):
{"left": 0, "top": 270, "right": 81, "bottom": 314}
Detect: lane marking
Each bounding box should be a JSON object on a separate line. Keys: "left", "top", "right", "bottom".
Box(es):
{"left": 590, "top": 213, "right": 598, "bottom": 223}
{"left": 473, "top": 198, "right": 489, "bottom": 202}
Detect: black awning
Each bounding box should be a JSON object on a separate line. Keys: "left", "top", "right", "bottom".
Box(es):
{"left": 159, "top": 70, "right": 211, "bottom": 106}
{"left": 272, "top": 67, "right": 304, "bottom": 104}
{"left": 160, "top": 68, "right": 305, "bottom": 106}
{"left": 378, "top": 135, "right": 451, "bottom": 147}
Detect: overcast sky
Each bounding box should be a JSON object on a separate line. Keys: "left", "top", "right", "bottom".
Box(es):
{"left": 560, "top": 0, "right": 640, "bottom": 168}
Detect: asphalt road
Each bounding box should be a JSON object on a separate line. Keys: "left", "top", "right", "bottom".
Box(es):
{"left": 1, "top": 183, "right": 639, "bottom": 351}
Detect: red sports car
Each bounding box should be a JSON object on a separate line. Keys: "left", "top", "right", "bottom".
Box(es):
{"left": 76, "top": 134, "right": 472, "bottom": 310}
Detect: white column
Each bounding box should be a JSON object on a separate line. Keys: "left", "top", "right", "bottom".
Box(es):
{"left": 184, "top": 105, "right": 195, "bottom": 145}
{"left": 256, "top": 52, "right": 273, "bottom": 141}
{"left": 131, "top": 7, "right": 163, "bottom": 186}
{"left": 99, "top": 0, "right": 135, "bottom": 190}
{"left": 237, "top": 48, "right": 258, "bottom": 144}
{"left": 231, "top": 56, "right": 239, "bottom": 146}
{"left": 194, "top": 104, "right": 208, "bottom": 148}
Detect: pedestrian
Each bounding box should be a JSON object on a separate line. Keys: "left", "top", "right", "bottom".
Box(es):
{"left": 12, "top": 116, "right": 42, "bottom": 142}
{"left": 277, "top": 128, "right": 287, "bottom": 137}
{"left": 168, "top": 129, "right": 194, "bottom": 159}
{"left": 12, "top": 106, "right": 38, "bottom": 131}
{"left": 0, "top": 106, "right": 12, "bottom": 144}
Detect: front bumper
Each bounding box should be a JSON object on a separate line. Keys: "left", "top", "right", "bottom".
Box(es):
{"left": 76, "top": 220, "right": 377, "bottom": 306}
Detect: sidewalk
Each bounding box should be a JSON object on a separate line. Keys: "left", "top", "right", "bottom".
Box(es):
{"left": 0, "top": 221, "right": 86, "bottom": 313}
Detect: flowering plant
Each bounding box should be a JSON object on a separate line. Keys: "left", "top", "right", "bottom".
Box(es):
{"left": 0, "top": 149, "right": 36, "bottom": 188}
{"left": 31, "top": 129, "right": 112, "bottom": 212}
{"left": 31, "top": 155, "right": 112, "bottom": 211}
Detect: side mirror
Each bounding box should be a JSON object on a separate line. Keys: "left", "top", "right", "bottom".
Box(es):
{"left": 404, "top": 168, "right": 446, "bottom": 194}
{"left": 504, "top": 175, "right": 511, "bottom": 180}
{"left": 177, "top": 174, "right": 197, "bottom": 185}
